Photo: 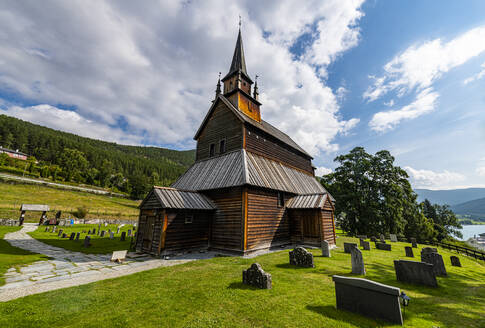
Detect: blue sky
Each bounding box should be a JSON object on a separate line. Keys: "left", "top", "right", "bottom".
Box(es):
{"left": 0, "top": 1, "right": 485, "bottom": 190}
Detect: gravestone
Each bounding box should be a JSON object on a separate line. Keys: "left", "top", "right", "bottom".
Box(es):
{"left": 92, "top": 228, "right": 96, "bottom": 234}
{"left": 359, "top": 238, "right": 365, "bottom": 247}
{"left": 289, "top": 247, "right": 314, "bottom": 268}
{"left": 83, "top": 236, "right": 91, "bottom": 247}
{"left": 421, "top": 247, "right": 437, "bottom": 254}
{"left": 127, "top": 229, "right": 132, "bottom": 237}
{"left": 380, "top": 234, "right": 385, "bottom": 243}
{"left": 82, "top": 230, "right": 86, "bottom": 233}
{"left": 376, "top": 242, "right": 391, "bottom": 251}
{"left": 410, "top": 237, "right": 417, "bottom": 248}
{"left": 421, "top": 251, "right": 447, "bottom": 276}
{"left": 450, "top": 255, "right": 461, "bottom": 267}
{"left": 75, "top": 232, "right": 80, "bottom": 241}
{"left": 351, "top": 247, "right": 366, "bottom": 275}
{"left": 390, "top": 234, "right": 398, "bottom": 242}
{"left": 111, "top": 250, "right": 128, "bottom": 263}
{"left": 109, "top": 231, "right": 114, "bottom": 240}
{"left": 52, "top": 226, "right": 56, "bottom": 233}
{"left": 87, "top": 229, "right": 91, "bottom": 235}
{"left": 100, "top": 230, "right": 106, "bottom": 237}
{"left": 62, "top": 233, "right": 67, "bottom": 238}
{"left": 69, "top": 232, "right": 75, "bottom": 240}
{"left": 108, "top": 229, "right": 111, "bottom": 234}
{"left": 344, "top": 242, "right": 358, "bottom": 254}
{"left": 362, "top": 240, "right": 370, "bottom": 250}
{"left": 356, "top": 235, "right": 367, "bottom": 239}
{"left": 105, "top": 222, "right": 108, "bottom": 227}
{"left": 332, "top": 275, "right": 403, "bottom": 325}
{"left": 120, "top": 231, "right": 126, "bottom": 241}
{"left": 370, "top": 236, "right": 376, "bottom": 242}
{"left": 405, "top": 246, "right": 414, "bottom": 257}
{"left": 44, "top": 227, "right": 49, "bottom": 232}
{"left": 321, "top": 240, "right": 331, "bottom": 257}
{"left": 116, "top": 227, "right": 120, "bottom": 234}
{"left": 242, "top": 263, "right": 272, "bottom": 289}
{"left": 58, "top": 229, "right": 63, "bottom": 237}
{"left": 394, "top": 260, "right": 437, "bottom": 287}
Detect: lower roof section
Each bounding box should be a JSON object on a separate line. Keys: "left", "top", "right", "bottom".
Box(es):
{"left": 286, "top": 194, "right": 328, "bottom": 209}
{"left": 142, "top": 187, "right": 216, "bottom": 210}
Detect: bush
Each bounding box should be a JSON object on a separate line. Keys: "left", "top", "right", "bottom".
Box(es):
{"left": 73, "top": 206, "right": 88, "bottom": 219}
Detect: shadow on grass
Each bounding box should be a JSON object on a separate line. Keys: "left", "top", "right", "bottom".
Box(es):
{"left": 305, "top": 305, "right": 393, "bottom": 328}
{"left": 275, "top": 263, "right": 313, "bottom": 269}
{"left": 227, "top": 282, "right": 260, "bottom": 290}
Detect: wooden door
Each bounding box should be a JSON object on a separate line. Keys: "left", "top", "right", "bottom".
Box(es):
{"left": 300, "top": 210, "right": 320, "bottom": 245}
{"left": 142, "top": 215, "right": 155, "bottom": 252}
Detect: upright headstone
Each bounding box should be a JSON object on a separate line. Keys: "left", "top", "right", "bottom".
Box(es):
{"left": 410, "top": 238, "right": 417, "bottom": 248}
{"left": 75, "top": 232, "right": 80, "bottom": 241}
{"left": 376, "top": 242, "right": 391, "bottom": 251}
{"left": 450, "top": 255, "right": 461, "bottom": 267}
{"left": 52, "top": 226, "right": 57, "bottom": 233}
{"left": 394, "top": 260, "right": 437, "bottom": 287}
{"left": 83, "top": 236, "right": 91, "bottom": 247}
{"left": 289, "top": 247, "right": 314, "bottom": 268}
{"left": 127, "top": 229, "right": 132, "bottom": 237}
{"left": 44, "top": 227, "right": 49, "bottom": 232}
{"left": 370, "top": 236, "right": 376, "bottom": 242}
{"left": 92, "top": 228, "right": 96, "bottom": 235}
{"left": 116, "top": 227, "right": 120, "bottom": 234}
{"left": 120, "top": 231, "right": 126, "bottom": 241}
{"left": 242, "top": 263, "right": 272, "bottom": 289}
{"left": 380, "top": 234, "right": 385, "bottom": 243}
{"left": 109, "top": 231, "right": 114, "bottom": 240}
{"left": 69, "top": 232, "right": 75, "bottom": 240}
{"left": 359, "top": 238, "right": 365, "bottom": 247}
{"left": 105, "top": 222, "right": 108, "bottom": 227}
{"left": 344, "top": 242, "right": 358, "bottom": 253}
{"left": 108, "top": 229, "right": 111, "bottom": 235}
{"left": 351, "top": 247, "right": 366, "bottom": 275}
{"left": 421, "top": 251, "right": 447, "bottom": 276}
{"left": 321, "top": 240, "right": 331, "bottom": 257}
{"left": 100, "top": 230, "right": 106, "bottom": 237}
{"left": 362, "top": 240, "right": 370, "bottom": 250}
{"left": 62, "top": 233, "right": 67, "bottom": 238}
{"left": 87, "top": 229, "right": 91, "bottom": 235}
{"left": 390, "top": 234, "right": 398, "bottom": 242}
{"left": 421, "top": 247, "right": 437, "bottom": 254}
{"left": 405, "top": 246, "right": 414, "bottom": 257}
{"left": 58, "top": 229, "right": 63, "bottom": 237}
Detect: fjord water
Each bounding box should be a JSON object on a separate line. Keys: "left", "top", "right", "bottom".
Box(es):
{"left": 459, "top": 225, "right": 485, "bottom": 240}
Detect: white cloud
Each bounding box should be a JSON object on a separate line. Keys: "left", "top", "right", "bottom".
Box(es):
{"left": 404, "top": 166, "right": 465, "bottom": 189}
{"left": 369, "top": 88, "right": 439, "bottom": 132}
{"left": 477, "top": 166, "right": 485, "bottom": 177}
{"left": 463, "top": 62, "right": 485, "bottom": 85}
{"left": 0, "top": 0, "right": 364, "bottom": 155}
{"left": 364, "top": 25, "right": 485, "bottom": 102}
{"left": 315, "top": 166, "right": 332, "bottom": 176}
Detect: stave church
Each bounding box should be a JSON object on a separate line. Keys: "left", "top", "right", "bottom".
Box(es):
{"left": 135, "top": 28, "right": 336, "bottom": 256}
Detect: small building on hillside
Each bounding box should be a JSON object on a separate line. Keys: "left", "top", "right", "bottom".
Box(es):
{"left": 136, "top": 28, "right": 336, "bottom": 256}
{"left": 0, "top": 147, "right": 28, "bottom": 160}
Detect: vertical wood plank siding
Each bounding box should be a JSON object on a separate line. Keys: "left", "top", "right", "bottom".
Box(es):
{"left": 246, "top": 187, "right": 291, "bottom": 250}
{"left": 196, "top": 101, "right": 242, "bottom": 161}
{"left": 202, "top": 187, "right": 243, "bottom": 251}
{"left": 245, "top": 125, "right": 313, "bottom": 174}
{"left": 163, "top": 210, "right": 211, "bottom": 251}
{"left": 321, "top": 199, "right": 336, "bottom": 244}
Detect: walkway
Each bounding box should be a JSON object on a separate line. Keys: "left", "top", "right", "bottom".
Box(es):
{"left": 0, "top": 224, "right": 214, "bottom": 302}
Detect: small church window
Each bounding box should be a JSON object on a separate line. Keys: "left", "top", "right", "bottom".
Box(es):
{"left": 185, "top": 214, "right": 193, "bottom": 224}
{"left": 277, "top": 192, "right": 285, "bottom": 207}
{"left": 219, "top": 138, "right": 226, "bottom": 154}
{"left": 209, "top": 143, "right": 215, "bottom": 157}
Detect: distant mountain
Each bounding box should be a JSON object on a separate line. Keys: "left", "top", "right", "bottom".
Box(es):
{"left": 451, "top": 198, "right": 485, "bottom": 222}
{"left": 415, "top": 188, "right": 485, "bottom": 206}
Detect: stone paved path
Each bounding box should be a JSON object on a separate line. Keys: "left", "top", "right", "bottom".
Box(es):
{"left": 0, "top": 224, "right": 214, "bottom": 302}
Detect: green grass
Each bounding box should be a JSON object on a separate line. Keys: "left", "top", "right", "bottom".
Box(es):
{"left": 0, "top": 236, "right": 483, "bottom": 327}
{"left": 0, "top": 181, "right": 140, "bottom": 221}
{"left": 28, "top": 224, "right": 135, "bottom": 254}
{"left": 0, "top": 226, "right": 49, "bottom": 286}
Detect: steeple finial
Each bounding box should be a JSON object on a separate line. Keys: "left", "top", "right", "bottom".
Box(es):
{"left": 215, "top": 72, "right": 221, "bottom": 97}
{"left": 253, "top": 74, "right": 259, "bottom": 100}
{"left": 239, "top": 15, "right": 241, "bottom": 29}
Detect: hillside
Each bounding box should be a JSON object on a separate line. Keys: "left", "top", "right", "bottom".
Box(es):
{"left": 451, "top": 197, "right": 485, "bottom": 223}
{"left": 415, "top": 188, "right": 485, "bottom": 206}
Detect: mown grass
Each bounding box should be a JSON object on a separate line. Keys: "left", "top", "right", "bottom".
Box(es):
{"left": 0, "top": 226, "right": 49, "bottom": 286}
{"left": 0, "top": 182, "right": 140, "bottom": 221}
{"left": 0, "top": 236, "right": 483, "bottom": 327}
{"left": 28, "top": 224, "right": 135, "bottom": 254}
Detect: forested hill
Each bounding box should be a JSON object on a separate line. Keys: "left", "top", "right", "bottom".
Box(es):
{"left": 415, "top": 188, "right": 485, "bottom": 206}
{"left": 0, "top": 114, "right": 195, "bottom": 197}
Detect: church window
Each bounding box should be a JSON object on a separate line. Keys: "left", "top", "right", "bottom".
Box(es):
{"left": 185, "top": 214, "right": 193, "bottom": 224}
{"left": 277, "top": 192, "right": 285, "bottom": 207}
{"left": 219, "top": 138, "right": 226, "bottom": 154}
{"left": 209, "top": 143, "right": 215, "bottom": 157}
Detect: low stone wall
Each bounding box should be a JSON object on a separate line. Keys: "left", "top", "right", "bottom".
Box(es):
{"left": 0, "top": 219, "right": 19, "bottom": 226}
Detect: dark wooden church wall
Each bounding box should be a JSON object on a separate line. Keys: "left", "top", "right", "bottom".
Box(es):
{"left": 196, "top": 101, "right": 243, "bottom": 161}
{"left": 321, "top": 200, "right": 336, "bottom": 244}
{"left": 246, "top": 187, "right": 291, "bottom": 250}
{"left": 203, "top": 187, "right": 243, "bottom": 251}
{"left": 244, "top": 125, "right": 313, "bottom": 174}
{"left": 164, "top": 210, "right": 211, "bottom": 251}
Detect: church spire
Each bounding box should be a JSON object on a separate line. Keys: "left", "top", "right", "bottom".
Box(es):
{"left": 215, "top": 72, "right": 221, "bottom": 98}
{"left": 222, "top": 21, "right": 252, "bottom": 84}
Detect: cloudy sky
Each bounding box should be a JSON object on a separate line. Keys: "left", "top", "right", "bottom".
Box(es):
{"left": 1, "top": 0, "right": 485, "bottom": 190}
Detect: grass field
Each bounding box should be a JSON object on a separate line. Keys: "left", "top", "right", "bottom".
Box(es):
{"left": 0, "top": 182, "right": 140, "bottom": 221}
{"left": 28, "top": 224, "right": 135, "bottom": 254}
{"left": 0, "top": 236, "right": 483, "bottom": 327}
{"left": 0, "top": 226, "right": 49, "bottom": 286}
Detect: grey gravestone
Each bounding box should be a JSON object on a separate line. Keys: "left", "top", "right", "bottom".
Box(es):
{"left": 97, "top": 224, "right": 101, "bottom": 235}
{"left": 376, "top": 242, "right": 391, "bottom": 251}
{"left": 332, "top": 275, "right": 403, "bottom": 325}
{"left": 362, "top": 240, "right": 370, "bottom": 250}
{"left": 390, "top": 234, "right": 398, "bottom": 242}
{"left": 58, "top": 229, "right": 63, "bottom": 237}
{"left": 100, "top": 230, "right": 106, "bottom": 237}
{"left": 394, "top": 260, "right": 437, "bottom": 287}
{"left": 69, "top": 232, "right": 75, "bottom": 240}
{"left": 44, "top": 227, "right": 49, "bottom": 232}
{"left": 62, "top": 233, "right": 67, "bottom": 238}
{"left": 359, "top": 238, "right": 365, "bottom": 247}
{"left": 450, "top": 256, "right": 461, "bottom": 267}
{"left": 83, "top": 236, "right": 91, "bottom": 247}
{"left": 405, "top": 246, "right": 414, "bottom": 257}
{"left": 53, "top": 226, "right": 57, "bottom": 233}
{"left": 117, "top": 227, "right": 120, "bottom": 234}
{"left": 421, "top": 247, "right": 437, "bottom": 254}
{"left": 75, "top": 232, "right": 80, "bottom": 241}
{"left": 87, "top": 229, "right": 91, "bottom": 235}
{"left": 370, "top": 236, "right": 376, "bottom": 242}
{"left": 289, "top": 247, "right": 314, "bottom": 268}
{"left": 242, "top": 263, "right": 272, "bottom": 289}
{"left": 380, "top": 234, "right": 385, "bottom": 243}
{"left": 351, "top": 247, "right": 366, "bottom": 275}
{"left": 321, "top": 240, "right": 330, "bottom": 257}
{"left": 344, "top": 242, "right": 358, "bottom": 254}
{"left": 109, "top": 231, "right": 114, "bottom": 240}
{"left": 421, "top": 252, "right": 447, "bottom": 276}
{"left": 120, "top": 231, "right": 126, "bottom": 241}
{"left": 410, "top": 237, "right": 417, "bottom": 248}
{"left": 92, "top": 228, "right": 96, "bottom": 234}
{"left": 127, "top": 229, "right": 132, "bottom": 237}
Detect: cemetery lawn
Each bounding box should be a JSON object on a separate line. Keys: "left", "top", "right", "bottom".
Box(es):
{"left": 28, "top": 224, "right": 135, "bottom": 254}
{"left": 0, "top": 237, "right": 484, "bottom": 328}
{"left": 0, "top": 226, "right": 49, "bottom": 286}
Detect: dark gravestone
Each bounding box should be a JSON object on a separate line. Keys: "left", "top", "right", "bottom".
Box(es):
{"left": 100, "top": 230, "right": 106, "bottom": 237}
{"left": 376, "top": 242, "right": 391, "bottom": 251}
{"left": 421, "top": 247, "right": 437, "bottom": 254}
{"left": 362, "top": 240, "right": 370, "bottom": 251}
{"left": 321, "top": 240, "right": 331, "bottom": 257}
{"left": 289, "top": 247, "right": 314, "bottom": 268}
{"left": 332, "top": 275, "right": 403, "bottom": 325}
{"left": 127, "top": 229, "right": 132, "bottom": 237}
{"left": 410, "top": 238, "right": 417, "bottom": 248}
{"left": 58, "top": 229, "right": 63, "bottom": 237}
{"left": 87, "top": 229, "right": 91, "bottom": 235}
{"left": 370, "top": 236, "right": 377, "bottom": 242}
{"left": 344, "top": 242, "right": 358, "bottom": 254}
{"left": 405, "top": 246, "right": 414, "bottom": 257}
{"left": 75, "top": 232, "right": 80, "bottom": 241}
{"left": 92, "top": 228, "right": 96, "bottom": 234}
{"left": 83, "top": 236, "right": 91, "bottom": 247}
{"left": 394, "top": 260, "right": 437, "bottom": 287}
{"left": 421, "top": 252, "right": 447, "bottom": 276}
{"left": 116, "top": 227, "right": 120, "bottom": 234}
{"left": 351, "top": 247, "right": 366, "bottom": 275}
{"left": 109, "top": 231, "right": 114, "bottom": 240}
{"left": 450, "top": 256, "right": 461, "bottom": 267}
{"left": 120, "top": 231, "right": 126, "bottom": 242}
{"left": 62, "top": 233, "right": 67, "bottom": 238}
{"left": 242, "top": 263, "right": 272, "bottom": 289}
{"left": 69, "top": 232, "right": 75, "bottom": 240}
{"left": 380, "top": 234, "right": 386, "bottom": 243}
{"left": 359, "top": 238, "right": 365, "bottom": 247}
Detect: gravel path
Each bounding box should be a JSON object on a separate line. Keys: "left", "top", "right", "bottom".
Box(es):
{"left": 0, "top": 224, "right": 214, "bottom": 302}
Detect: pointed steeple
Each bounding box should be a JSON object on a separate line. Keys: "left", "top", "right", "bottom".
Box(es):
{"left": 215, "top": 72, "right": 221, "bottom": 98}
{"left": 222, "top": 26, "right": 252, "bottom": 83}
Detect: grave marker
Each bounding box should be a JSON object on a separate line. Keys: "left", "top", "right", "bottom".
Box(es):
{"left": 62, "top": 233, "right": 67, "bottom": 238}
{"left": 421, "top": 251, "right": 447, "bottom": 276}
{"left": 390, "top": 234, "right": 398, "bottom": 242}
{"left": 450, "top": 256, "right": 461, "bottom": 267}
{"left": 111, "top": 250, "right": 128, "bottom": 263}
{"left": 370, "top": 236, "right": 376, "bottom": 242}
{"left": 394, "top": 260, "right": 437, "bottom": 287}
{"left": 321, "top": 240, "right": 331, "bottom": 257}
{"left": 376, "top": 242, "right": 391, "bottom": 251}
{"left": 75, "top": 232, "right": 80, "bottom": 241}
{"left": 380, "top": 234, "right": 385, "bottom": 243}
{"left": 351, "top": 247, "right": 366, "bottom": 275}
{"left": 405, "top": 246, "right": 414, "bottom": 257}
{"left": 120, "top": 231, "right": 126, "bottom": 242}
{"left": 117, "top": 227, "right": 120, "bottom": 234}
{"left": 58, "top": 229, "right": 63, "bottom": 237}
{"left": 410, "top": 238, "right": 417, "bottom": 248}
{"left": 100, "top": 230, "right": 106, "bottom": 237}
{"left": 69, "top": 232, "right": 75, "bottom": 240}
{"left": 109, "top": 231, "right": 114, "bottom": 240}
{"left": 362, "top": 240, "right": 370, "bottom": 250}
{"left": 83, "top": 236, "right": 91, "bottom": 247}
{"left": 344, "top": 242, "right": 358, "bottom": 254}
{"left": 127, "top": 229, "right": 132, "bottom": 237}
{"left": 242, "top": 263, "right": 272, "bottom": 289}
{"left": 289, "top": 247, "right": 314, "bottom": 268}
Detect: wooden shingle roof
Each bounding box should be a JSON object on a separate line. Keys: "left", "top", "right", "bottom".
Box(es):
{"left": 141, "top": 187, "right": 216, "bottom": 210}
{"left": 286, "top": 194, "right": 328, "bottom": 209}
